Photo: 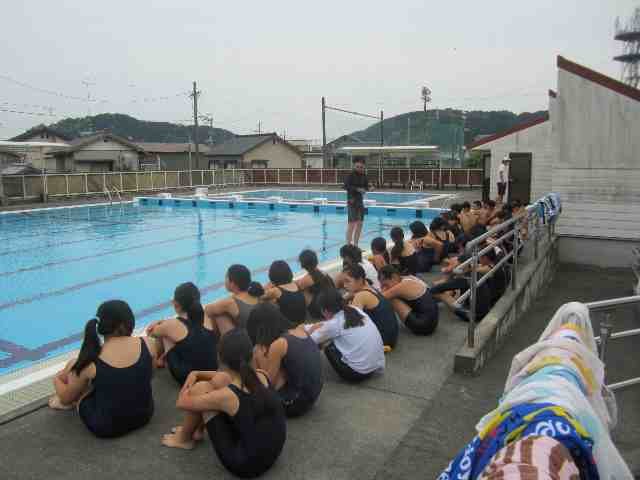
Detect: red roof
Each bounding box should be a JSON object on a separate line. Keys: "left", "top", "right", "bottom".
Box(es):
{"left": 557, "top": 56, "right": 640, "bottom": 103}
{"left": 467, "top": 113, "right": 549, "bottom": 150}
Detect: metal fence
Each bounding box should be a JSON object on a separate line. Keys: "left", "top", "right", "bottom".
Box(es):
{"left": 589, "top": 295, "right": 640, "bottom": 391}
{"left": 453, "top": 196, "right": 557, "bottom": 348}
{"left": 0, "top": 167, "right": 483, "bottom": 201}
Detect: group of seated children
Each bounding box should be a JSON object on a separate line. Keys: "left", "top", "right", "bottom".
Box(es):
{"left": 48, "top": 247, "right": 416, "bottom": 477}
{"left": 368, "top": 198, "right": 525, "bottom": 323}
{"left": 47, "top": 199, "right": 524, "bottom": 477}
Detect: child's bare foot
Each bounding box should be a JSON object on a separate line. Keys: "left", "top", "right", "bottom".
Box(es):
{"left": 162, "top": 432, "right": 194, "bottom": 450}
{"left": 48, "top": 395, "right": 73, "bottom": 410}
{"left": 170, "top": 425, "right": 204, "bottom": 441}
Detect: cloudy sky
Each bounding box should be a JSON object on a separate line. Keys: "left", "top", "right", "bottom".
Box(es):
{"left": 1, "top": 0, "right": 637, "bottom": 140}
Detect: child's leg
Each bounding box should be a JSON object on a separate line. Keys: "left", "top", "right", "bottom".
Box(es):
{"left": 162, "top": 381, "right": 215, "bottom": 450}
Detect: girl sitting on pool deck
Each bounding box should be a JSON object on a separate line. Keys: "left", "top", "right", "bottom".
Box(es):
{"left": 146, "top": 282, "right": 218, "bottom": 385}
{"left": 306, "top": 288, "right": 385, "bottom": 383}
{"left": 369, "top": 237, "right": 390, "bottom": 271}
{"left": 377, "top": 265, "right": 439, "bottom": 336}
{"left": 162, "top": 329, "right": 287, "bottom": 479}
{"left": 261, "top": 260, "right": 307, "bottom": 326}
{"left": 49, "top": 300, "right": 157, "bottom": 438}
{"left": 343, "top": 264, "right": 399, "bottom": 349}
{"left": 252, "top": 303, "right": 324, "bottom": 417}
{"left": 295, "top": 249, "right": 335, "bottom": 319}
{"left": 389, "top": 226, "right": 420, "bottom": 275}
{"left": 204, "top": 264, "right": 263, "bottom": 336}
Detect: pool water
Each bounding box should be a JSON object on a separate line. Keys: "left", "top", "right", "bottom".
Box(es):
{"left": 0, "top": 202, "right": 437, "bottom": 375}
{"left": 219, "top": 189, "right": 433, "bottom": 204}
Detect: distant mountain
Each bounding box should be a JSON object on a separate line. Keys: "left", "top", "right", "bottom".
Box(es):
{"left": 46, "top": 113, "right": 235, "bottom": 143}
{"left": 342, "top": 109, "right": 549, "bottom": 148}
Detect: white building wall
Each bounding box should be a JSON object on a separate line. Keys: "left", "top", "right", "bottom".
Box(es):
{"left": 479, "top": 119, "right": 552, "bottom": 202}
{"left": 553, "top": 69, "right": 640, "bottom": 240}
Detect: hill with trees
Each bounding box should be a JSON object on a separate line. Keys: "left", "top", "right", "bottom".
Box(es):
{"left": 344, "top": 108, "right": 548, "bottom": 148}
{"left": 44, "top": 113, "right": 235, "bottom": 143}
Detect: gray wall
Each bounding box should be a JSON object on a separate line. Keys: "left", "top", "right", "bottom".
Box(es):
{"left": 553, "top": 67, "right": 640, "bottom": 240}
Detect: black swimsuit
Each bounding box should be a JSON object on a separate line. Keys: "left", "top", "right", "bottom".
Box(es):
{"left": 276, "top": 287, "right": 307, "bottom": 326}
{"left": 278, "top": 333, "right": 324, "bottom": 417}
{"left": 362, "top": 289, "right": 399, "bottom": 348}
{"left": 206, "top": 382, "right": 286, "bottom": 478}
{"left": 166, "top": 317, "right": 218, "bottom": 385}
{"left": 78, "top": 338, "right": 154, "bottom": 438}
{"left": 403, "top": 283, "right": 439, "bottom": 336}
{"left": 398, "top": 252, "right": 420, "bottom": 275}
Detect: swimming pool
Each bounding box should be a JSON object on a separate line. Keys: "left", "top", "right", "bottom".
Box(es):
{"left": 0, "top": 201, "right": 438, "bottom": 376}
{"left": 213, "top": 189, "right": 436, "bottom": 205}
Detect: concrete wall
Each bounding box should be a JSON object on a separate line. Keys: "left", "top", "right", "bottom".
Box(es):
{"left": 243, "top": 140, "right": 302, "bottom": 169}
{"left": 481, "top": 120, "right": 552, "bottom": 203}
{"left": 559, "top": 236, "right": 639, "bottom": 269}
{"left": 553, "top": 68, "right": 640, "bottom": 240}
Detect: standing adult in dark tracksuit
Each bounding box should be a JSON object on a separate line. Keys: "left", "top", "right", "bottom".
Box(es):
{"left": 343, "top": 158, "right": 370, "bottom": 246}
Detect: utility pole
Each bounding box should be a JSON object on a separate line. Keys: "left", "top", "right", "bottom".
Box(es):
{"left": 190, "top": 81, "right": 201, "bottom": 171}
{"left": 0, "top": 172, "right": 6, "bottom": 206}
{"left": 421, "top": 86, "right": 431, "bottom": 145}
{"left": 380, "top": 110, "right": 384, "bottom": 146}
{"left": 321, "top": 97, "right": 327, "bottom": 167}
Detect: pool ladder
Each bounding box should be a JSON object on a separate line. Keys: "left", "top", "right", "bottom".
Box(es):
{"left": 104, "top": 186, "right": 123, "bottom": 205}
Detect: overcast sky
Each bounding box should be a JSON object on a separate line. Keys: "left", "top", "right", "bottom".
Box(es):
{"left": 1, "top": 0, "right": 637, "bottom": 141}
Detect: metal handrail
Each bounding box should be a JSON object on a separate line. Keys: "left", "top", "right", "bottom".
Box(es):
{"left": 452, "top": 194, "right": 557, "bottom": 348}
{"left": 586, "top": 295, "right": 640, "bottom": 311}
{"left": 587, "top": 295, "right": 640, "bottom": 391}
{"left": 111, "top": 186, "right": 122, "bottom": 202}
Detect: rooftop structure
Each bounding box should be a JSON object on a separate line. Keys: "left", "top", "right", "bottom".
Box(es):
{"left": 614, "top": 8, "right": 640, "bottom": 88}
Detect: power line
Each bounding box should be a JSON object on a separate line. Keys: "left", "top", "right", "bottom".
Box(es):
{"left": 0, "top": 73, "right": 190, "bottom": 106}
{"left": 0, "top": 107, "right": 57, "bottom": 117}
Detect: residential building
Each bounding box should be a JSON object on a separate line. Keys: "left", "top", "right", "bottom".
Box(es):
{"left": 50, "top": 132, "right": 147, "bottom": 172}
{"left": 206, "top": 133, "right": 303, "bottom": 169}
{"left": 287, "top": 139, "right": 324, "bottom": 168}
{"left": 9, "top": 125, "right": 72, "bottom": 170}
{"left": 468, "top": 55, "right": 640, "bottom": 268}
{"left": 137, "top": 143, "right": 212, "bottom": 170}
{"left": 0, "top": 149, "right": 22, "bottom": 169}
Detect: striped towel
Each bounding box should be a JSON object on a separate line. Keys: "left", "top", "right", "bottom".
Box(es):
{"left": 480, "top": 435, "right": 580, "bottom": 480}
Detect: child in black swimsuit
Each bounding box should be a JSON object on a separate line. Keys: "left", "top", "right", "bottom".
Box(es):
{"left": 162, "top": 329, "right": 286, "bottom": 478}
{"left": 49, "top": 300, "right": 157, "bottom": 438}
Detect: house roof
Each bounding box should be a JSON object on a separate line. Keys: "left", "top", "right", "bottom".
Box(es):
{"left": 1, "top": 163, "right": 42, "bottom": 175}
{"left": 10, "top": 125, "right": 73, "bottom": 142}
{"left": 557, "top": 55, "right": 640, "bottom": 103}
{"left": 206, "top": 133, "right": 301, "bottom": 158}
{"left": 137, "top": 143, "right": 212, "bottom": 154}
{"left": 467, "top": 113, "right": 550, "bottom": 150}
{"left": 53, "top": 132, "right": 147, "bottom": 156}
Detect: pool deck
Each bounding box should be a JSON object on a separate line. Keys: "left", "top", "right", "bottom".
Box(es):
{"left": 1, "top": 263, "right": 638, "bottom": 479}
